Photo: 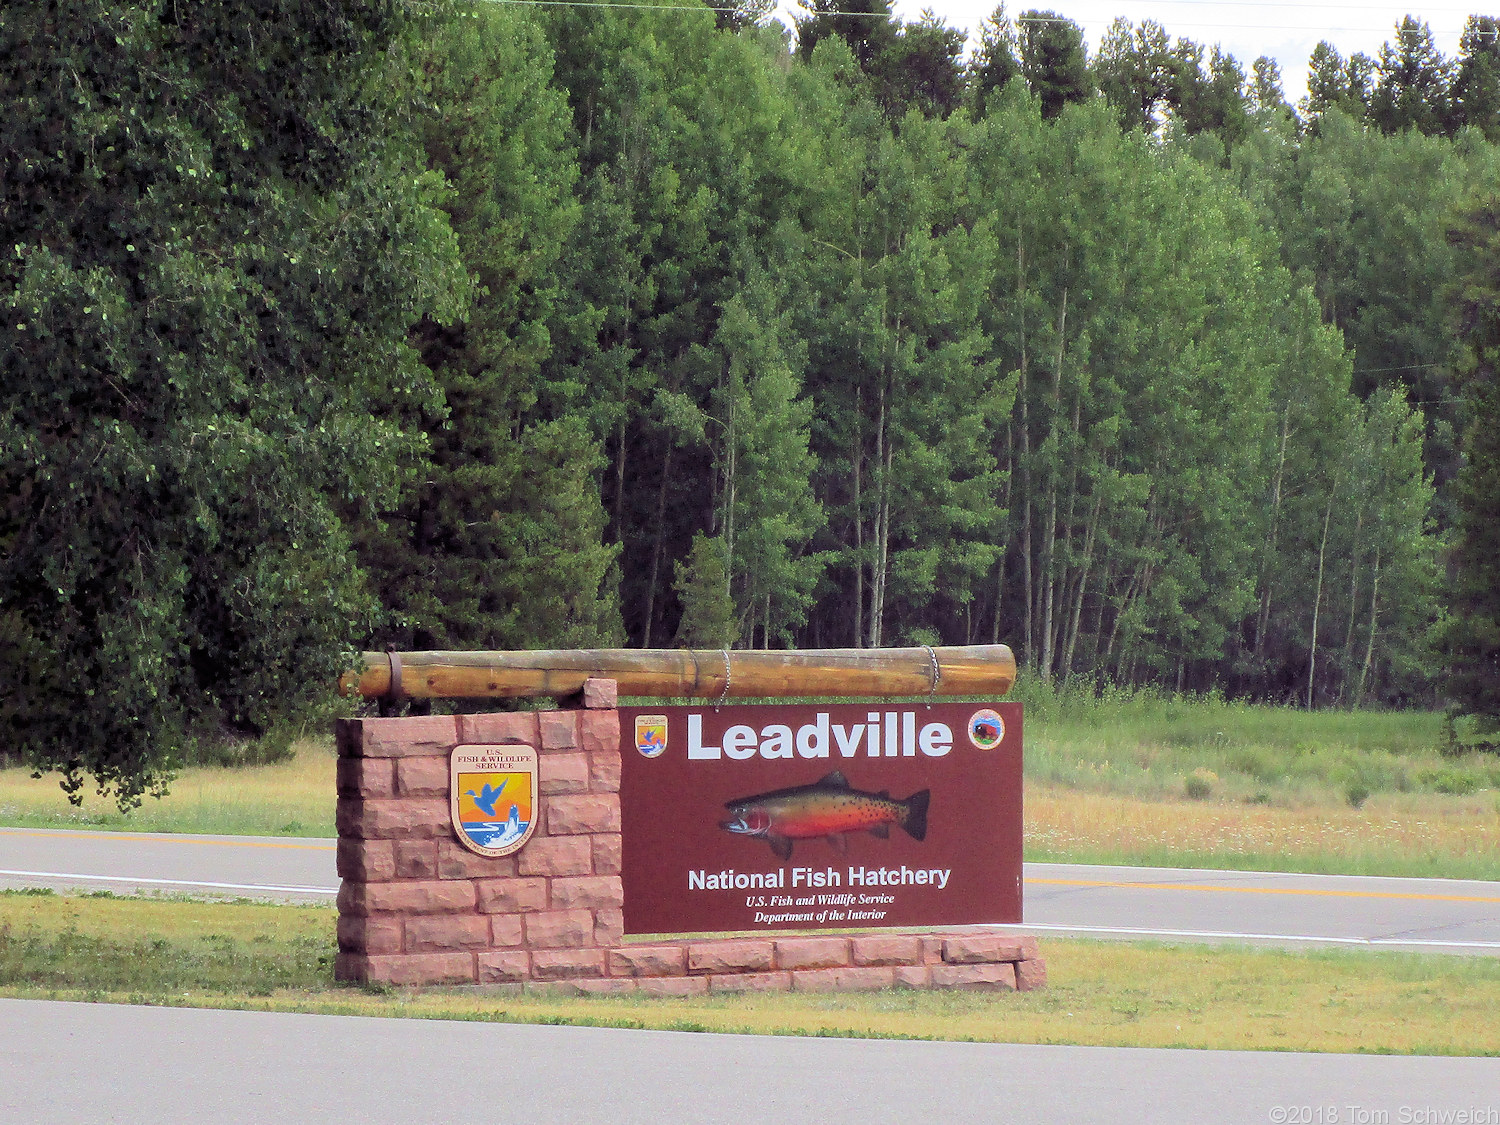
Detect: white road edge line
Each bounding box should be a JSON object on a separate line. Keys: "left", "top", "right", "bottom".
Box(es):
{"left": 1003, "top": 921, "right": 1500, "bottom": 949}
{"left": 0, "top": 869, "right": 338, "bottom": 895}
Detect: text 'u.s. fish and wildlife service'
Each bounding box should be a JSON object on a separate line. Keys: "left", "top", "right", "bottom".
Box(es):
{"left": 618, "top": 701, "right": 1022, "bottom": 935}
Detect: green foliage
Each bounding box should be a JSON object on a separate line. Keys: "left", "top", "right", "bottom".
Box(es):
{"left": 0, "top": 0, "right": 464, "bottom": 806}
{"left": 673, "top": 534, "right": 739, "bottom": 648}
{"left": 357, "top": 3, "right": 621, "bottom": 652}
{"left": 1443, "top": 197, "right": 1500, "bottom": 738}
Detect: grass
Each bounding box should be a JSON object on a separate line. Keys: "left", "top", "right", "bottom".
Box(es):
{"left": 0, "top": 739, "right": 335, "bottom": 837}
{"left": 3, "top": 891, "right": 1498, "bottom": 1054}
{"left": 0, "top": 681, "right": 1497, "bottom": 879}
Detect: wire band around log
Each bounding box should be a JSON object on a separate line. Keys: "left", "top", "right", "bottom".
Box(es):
{"left": 922, "top": 644, "right": 941, "bottom": 705}
{"left": 715, "top": 649, "right": 732, "bottom": 708}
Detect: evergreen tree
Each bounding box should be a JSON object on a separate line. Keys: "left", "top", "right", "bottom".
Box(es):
{"left": 968, "top": 4, "right": 1021, "bottom": 114}
{"left": 1369, "top": 17, "right": 1452, "bottom": 135}
{"left": 359, "top": 4, "right": 621, "bottom": 653}
{"left": 1451, "top": 16, "right": 1500, "bottom": 141}
{"left": 1016, "top": 10, "right": 1092, "bottom": 119}
{"left": 1094, "top": 18, "right": 1172, "bottom": 133}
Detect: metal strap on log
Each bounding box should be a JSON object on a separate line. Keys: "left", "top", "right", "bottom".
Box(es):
{"left": 339, "top": 645, "right": 1016, "bottom": 701}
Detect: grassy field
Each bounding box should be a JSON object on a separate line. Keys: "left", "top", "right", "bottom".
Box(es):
{"left": 2, "top": 891, "right": 1497, "bottom": 1054}
{"left": 1, "top": 680, "right": 1497, "bottom": 878}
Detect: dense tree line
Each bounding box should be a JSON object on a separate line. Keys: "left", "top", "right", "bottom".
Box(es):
{"left": 4, "top": 0, "right": 1499, "bottom": 800}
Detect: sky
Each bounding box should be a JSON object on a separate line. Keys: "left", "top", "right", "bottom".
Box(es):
{"left": 770, "top": 1, "right": 1484, "bottom": 105}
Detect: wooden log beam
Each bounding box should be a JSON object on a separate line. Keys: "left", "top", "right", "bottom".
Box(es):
{"left": 339, "top": 646, "right": 1016, "bottom": 701}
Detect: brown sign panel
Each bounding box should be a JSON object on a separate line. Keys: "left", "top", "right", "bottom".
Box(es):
{"left": 619, "top": 702, "right": 1022, "bottom": 935}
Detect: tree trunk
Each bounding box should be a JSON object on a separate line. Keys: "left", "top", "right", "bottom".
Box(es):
{"left": 1306, "top": 488, "right": 1336, "bottom": 710}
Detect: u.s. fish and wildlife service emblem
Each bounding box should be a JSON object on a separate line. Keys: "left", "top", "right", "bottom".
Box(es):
{"left": 450, "top": 744, "right": 538, "bottom": 857}
{"left": 635, "top": 714, "right": 667, "bottom": 758}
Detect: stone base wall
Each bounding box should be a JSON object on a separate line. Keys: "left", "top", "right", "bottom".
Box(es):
{"left": 334, "top": 683, "right": 1044, "bottom": 994}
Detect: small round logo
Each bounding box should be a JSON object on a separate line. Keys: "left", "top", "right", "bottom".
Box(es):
{"left": 968, "top": 708, "right": 1004, "bottom": 750}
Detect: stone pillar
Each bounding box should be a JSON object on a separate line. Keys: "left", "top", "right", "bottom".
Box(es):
{"left": 333, "top": 679, "right": 622, "bottom": 986}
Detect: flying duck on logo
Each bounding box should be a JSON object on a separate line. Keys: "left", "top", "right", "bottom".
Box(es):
{"left": 450, "top": 745, "right": 539, "bottom": 857}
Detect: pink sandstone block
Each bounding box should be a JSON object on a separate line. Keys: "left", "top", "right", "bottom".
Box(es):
{"left": 851, "top": 935, "right": 923, "bottom": 967}
{"left": 339, "top": 880, "right": 476, "bottom": 916}
{"left": 921, "top": 936, "right": 945, "bottom": 964}
{"left": 458, "top": 712, "right": 538, "bottom": 745}
{"left": 893, "top": 965, "right": 931, "bottom": 989}
{"left": 638, "top": 976, "right": 709, "bottom": 997}
{"left": 578, "top": 710, "right": 619, "bottom": 753}
{"left": 589, "top": 750, "right": 621, "bottom": 794}
{"left": 539, "top": 753, "right": 590, "bottom": 795}
{"left": 594, "top": 909, "right": 624, "bottom": 947}
{"left": 548, "top": 978, "right": 638, "bottom": 997}
{"left": 774, "top": 937, "right": 852, "bottom": 971}
{"left": 395, "top": 755, "right": 449, "bottom": 797}
{"left": 550, "top": 876, "right": 623, "bottom": 912}
{"left": 1013, "top": 936, "right": 1040, "bottom": 961}
{"left": 941, "top": 935, "right": 1031, "bottom": 965}
{"left": 363, "top": 952, "right": 476, "bottom": 986}
{"left": 688, "top": 940, "right": 774, "bottom": 975}
{"left": 354, "top": 716, "right": 459, "bottom": 758}
{"left": 708, "top": 972, "right": 791, "bottom": 993}
{"left": 516, "top": 835, "right": 593, "bottom": 877}
{"left": 582, "top": 678, "right": 617, "bottom": 709}
{"left": 337, "top": 757, "right": 394, "bottom": 799}
{"left": 477, "top": 951, "right": 530, "bottom": 983}
{"left": 437, "top": 840, "right": 515, "bottom": 880}
{"left": 546, "top": 794, "right": 621, "bottom": 835}
{"left": 394, "top": 840, "right": 438, "bottom": 880}
{"left": 1016, "top": 958, "right": 1047, "bottom": 992}
{"left": 490, "top": 914, "right": 524, "bottom": 947}
{"left": 335, "top": 719, "right": 362, "bottom": 759}
{"left": 337, "top": 839, "right": 394, "bottom": 882}
{"left": 609, "top": 946, "right": 688, "bottom": 978}
{"left": 791, "top": 967, "right": 896, "bottom": 992}
{"left": 475, "top": 877, "right": 548, "bottom": 914}
{"left": 405, "top": 914, "right": 491, "bottom": 953}
{"left": 530, "top": 949, "right": 606, "bottom": 981}
{"left": 337, "top": 914, "right": 402, "bottom": 955}
{"left": 592, "top": 835, "right": 623, "bottom": 876}
{"left": 337, "top": 797, "right": 450, "bottom": 840}
{"left": 334, "top": 952, "right": 369, "bottom": 982}
{"left": 930, "top": 962, "right": 1017, "bottom": 991}
{"left": 524, "top": 909, "right": 595, "bottom": 949}
{"left": 538, "top": 711, "right": 578, "bottom": 751}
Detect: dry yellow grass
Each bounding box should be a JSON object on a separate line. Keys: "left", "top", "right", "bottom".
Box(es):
{"left": 0, "top": 740, "right": 337, "bottom": 836}
{"left": 3, "top": 895, "right": 1497, "bottom": 1054}
{"left": 1026, "top": 783, "right": 1500, "bottom": 878}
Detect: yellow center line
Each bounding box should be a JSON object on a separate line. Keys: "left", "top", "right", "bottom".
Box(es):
{"left": 0, "top": 829, "right": 334, "bottom": 852}
{"left": 1027, "top": 877, "right": 1500, "bottom": 905}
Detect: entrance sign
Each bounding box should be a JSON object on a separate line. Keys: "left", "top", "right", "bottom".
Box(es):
{"left": 450, "top": 744, "right": 538, "bottom": 857}
{"left": 619, "top": 702, "right": 1022, "bottom": 935}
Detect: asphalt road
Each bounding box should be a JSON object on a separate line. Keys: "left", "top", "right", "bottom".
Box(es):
{"left": 3, "top": 999, "right": 1498, "bottom": 1125}
{"left": 3, "top": 826, "right": 1499, "bottom": 952}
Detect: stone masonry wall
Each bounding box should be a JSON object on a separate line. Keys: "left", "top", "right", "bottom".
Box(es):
{"left": 334, "top": 680, "right": 1045, "bottom": 994}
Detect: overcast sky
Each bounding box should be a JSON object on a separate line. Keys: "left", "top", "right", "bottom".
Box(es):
{"left": 772, "top": 2, "right": 1483, "bottom": 105}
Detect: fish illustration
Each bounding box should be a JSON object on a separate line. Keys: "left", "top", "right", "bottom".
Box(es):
{"left": 720, "top": 771, "right": 930, "bottom": 860}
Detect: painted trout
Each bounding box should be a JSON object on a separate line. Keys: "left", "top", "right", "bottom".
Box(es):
{"left": 720, "top": 771, "right": 930, "bottom": 860}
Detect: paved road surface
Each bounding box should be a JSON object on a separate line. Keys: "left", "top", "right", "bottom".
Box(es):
{"left": 3, "top": 999, "right": 1497, "bottom": 1125}
{"left": 3, "top": 827, "right": 1498, "bottom": 952}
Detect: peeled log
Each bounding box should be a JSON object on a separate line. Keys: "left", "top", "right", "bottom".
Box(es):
{"left": 340, "top": 646, "right": 1015, "bottom": 701}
